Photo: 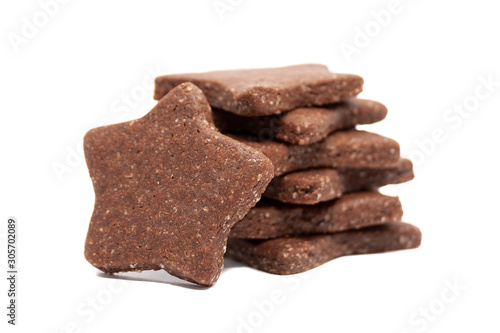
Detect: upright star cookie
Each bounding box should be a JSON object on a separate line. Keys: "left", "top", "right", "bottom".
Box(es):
{"left": 84, "top": 83, "right": 274, "bottom": 286}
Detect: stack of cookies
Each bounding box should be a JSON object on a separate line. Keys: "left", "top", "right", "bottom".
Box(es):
{"left": 154, "top": 64, "right": 421, "bottom": 275}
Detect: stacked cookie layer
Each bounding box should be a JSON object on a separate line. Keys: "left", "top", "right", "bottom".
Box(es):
{"left": 155, "top": 64, "right": 421, "bottom": 275}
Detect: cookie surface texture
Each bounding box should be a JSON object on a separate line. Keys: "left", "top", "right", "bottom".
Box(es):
{"left": 84, "top": 83, "right": 274, "bottom": 286}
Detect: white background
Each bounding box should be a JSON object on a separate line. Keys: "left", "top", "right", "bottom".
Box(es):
{"left": 1, "top": 0, "right": 499, "bottom": 332}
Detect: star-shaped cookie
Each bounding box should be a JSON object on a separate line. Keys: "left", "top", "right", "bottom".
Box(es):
{"left": 84, "top": 82, "right": 274, "bottom": 286}
{"left": 154, "top": 64, "right": 364, "bottom": 116}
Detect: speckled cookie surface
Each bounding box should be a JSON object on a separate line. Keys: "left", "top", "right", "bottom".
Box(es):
{"left": 154, "top": 64, "right": 364, "bottom": 116}
{"left": 232, "top": 129, "right": 400, "bottom": 176}
{"left": 226, "top": 222, "right": 421, "bottom": 274}
{"left": 213, "top": 99, "right": 387, "bottom": 145}
{"left": 83, "top": 83, "right": 274, "bottom": 287}
{"left": 264, "top": 158, "right": 413, "bottom": 204}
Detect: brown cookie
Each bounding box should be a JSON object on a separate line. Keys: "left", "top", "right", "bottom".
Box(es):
{"left": 154, "top": 64, "right": 364, "bottom": 116}
{"left": 226, "top": 222, "right": 421, "bottom": 275}
{"left": 229, "top": 192, "right": 403, "bottom": 239}
{"left": 213, "top": 99, "right": 387, "bottom": 145}
{"left": 264, "top": 158, "right": 414, "bottom": 204}
{"left": 232, "top": 129, "right": 400, "bottom": 176}
{"left": 84, "top": 83, "right": 274, "bottom": 287}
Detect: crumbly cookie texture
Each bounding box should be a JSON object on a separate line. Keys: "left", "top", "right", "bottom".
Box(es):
{"left": 84, "top": 83, "right": 273, "bottom": 287}
{"left": 229, "top": 192, "right": 403, "bottom": 239}
{"left": 154, "top": 64, "right": 363, "bottom": 116}
{"left": 226, "top": 222, "right": 422, "bottom": 275}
